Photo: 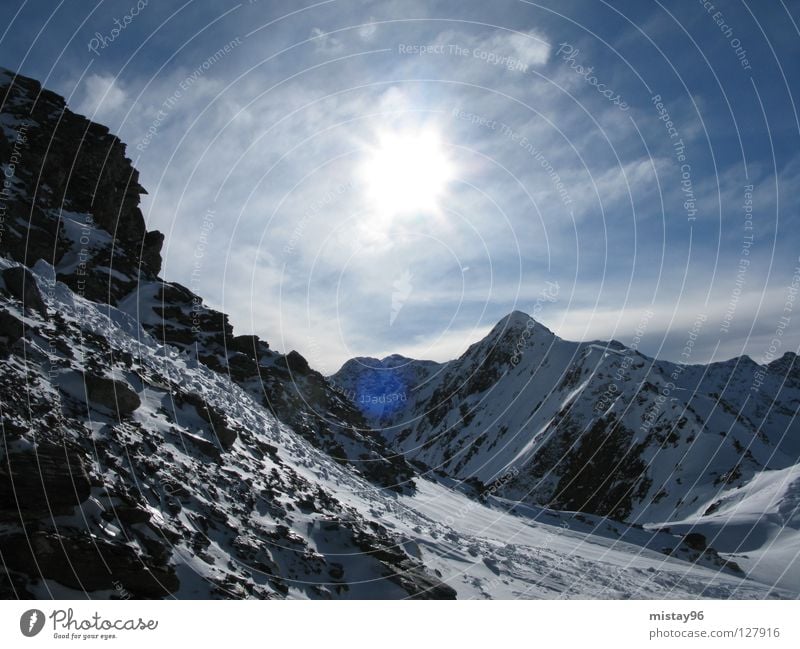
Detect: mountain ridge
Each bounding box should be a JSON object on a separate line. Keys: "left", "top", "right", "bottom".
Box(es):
{"left": 331, "top": 309, "right": 800, "bottom": 591}
{"left": 1, "top": 67, "right": 797, "bottom": 599}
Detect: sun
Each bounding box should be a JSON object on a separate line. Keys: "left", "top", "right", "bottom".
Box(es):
{"left": 359, "top": 128, "right": 454, "bottom": 217}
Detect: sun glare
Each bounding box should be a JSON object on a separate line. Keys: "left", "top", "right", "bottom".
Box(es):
{"left": 359, "top": 129, "right": 454, "bottom": 217}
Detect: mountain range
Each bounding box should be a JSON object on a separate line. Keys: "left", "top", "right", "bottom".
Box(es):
{"left": 1, "top": 67, "right": 797, "bottom": 599}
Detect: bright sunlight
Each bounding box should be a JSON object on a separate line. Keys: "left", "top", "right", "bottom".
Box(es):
{"left": 359, "top": 128, "right": 455, "bottom": 217}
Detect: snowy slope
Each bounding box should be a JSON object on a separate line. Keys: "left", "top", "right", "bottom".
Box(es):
{"left": 2, "top": 259, "right": 790, "bottom": 598}
{"left": 332, "top": 311, "right": 800, "bottom": 592}
{"left": 656, "top": 464, "right": 800, "bottom": 593}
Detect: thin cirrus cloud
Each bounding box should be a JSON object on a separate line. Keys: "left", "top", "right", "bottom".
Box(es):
{"left": 3, "top": 0, "right": 794, "bottom": 371}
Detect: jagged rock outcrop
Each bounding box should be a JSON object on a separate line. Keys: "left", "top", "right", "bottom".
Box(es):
{"left": 0, "top": 68, "right": 163, "bottom": 304}
{"left": 116, "top": 275, "right": 416, "bottom": 490}
{"left": 2, "top": 266, "right": 47, "bottom": 317}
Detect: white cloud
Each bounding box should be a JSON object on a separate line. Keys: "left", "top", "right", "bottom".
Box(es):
{"left": 358, "top": 18, "right": 378, "bottom": 42}
{"left": 483, "top": 29, "right": 551, "bottom": 67}
{"left": 75, "top": 73, "right": 127, "bottom": 121}
{"left": 310, "top": 27, "right": 343, "bottom": 54}
{"left": 371, "top": 323, "right": 494, "bottom": 365}
{"left": 99, "top": 15, "right": 796, "bottom": 372}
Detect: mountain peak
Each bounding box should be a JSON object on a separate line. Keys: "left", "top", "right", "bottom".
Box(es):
{"left": 380, "top": 353, "right": 417, "bottom": 367}
{"left": 503, "top": 309, "right": 533, "bottom": 324}
{"left": 488, "top": 310, "right": 555, "bottom": 341}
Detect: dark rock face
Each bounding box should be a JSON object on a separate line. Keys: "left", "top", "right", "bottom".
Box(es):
{"left": 0, "top": 70, "right": 164, "bottom": 305}
{"left": 141, "top": 230, "right": 165, "bottom": 276}
{"left": 389, "top": 563, "right": 458, "bottom": 600}
{"left": 683, "top": 532, "right": 708, "bottom": 551}
{"left": 2, "top": 532, "right": 180, "bottom": 597}
{"left": 535, "top": 417, "right": 651, "bottom": 520}
{"left": 352, "top": 528, "right": 456, "bottom": 599}
{"left": 179, "top": 391, "right": 238, "bottom": 450}
{"left": 82, "top": 373, "right": 141, "bottom": 416}
{"left": 2, "top": 266, "right": 47, "bottom": 317}
{"left": 0, "top": 442, "right": 92, "bottom": 522}
{"left": 149, "top": 282, "right": 233, "bottom": 352}
{"left": 768, "top": 352, "right": 800, "bottom": 389}
{"left": 230, "top": 334, "right": 267, "bottom": 358}
{"left": 0, "top": 310, "right": 25, "bottom": 348}
{"left": 282, "top": 350, "right": 311, "bottom": 375}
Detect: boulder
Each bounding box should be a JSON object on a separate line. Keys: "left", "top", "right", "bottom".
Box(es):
{"left": 214, "top": 422, "right": 238, "bottom": 450}
{"left": 84, "top": 373, "right": 141, "bottom": 416}
{"left": 2, "top": 266, "right": 47, "bottom": 317}
{"left": 180, "top": 392, "right": 237, "bottom": 450}
{"left": 683, "top": 532, "right": 707, "bottom": 551}
{"left": 113, "top": 505, "right": 152, "bottom": 525}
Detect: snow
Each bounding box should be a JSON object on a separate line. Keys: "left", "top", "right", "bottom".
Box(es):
{"left": 2, "top": 259, "right": 794, "bottom": 599}
{"left": 659, "top": 464, "right": 800, "bottom": 593}
{"left": 330, "top": 310, "right": 800, "bottom": 596}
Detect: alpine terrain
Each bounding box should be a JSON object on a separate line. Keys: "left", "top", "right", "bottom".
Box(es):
{"left": 1, "top": 68, "right": 797, "bottom": 599}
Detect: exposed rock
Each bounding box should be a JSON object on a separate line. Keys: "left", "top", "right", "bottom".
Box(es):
{"left": 1, "top": 531, "right": 179, "bottom": 597}
{"left": 543, "top": 417, "right": 651, "bottom": 520}
{"left": 683, "top": 532, "right": 708, "bottom": 551}
{"left": 179, "top": 431, "right": 222, "bottom": 462}
{"left": 149, "top": 282, "right": 233, "bottom": 350}
{"left": 0, "top": 126, "right": 9, "bottom": 161}
{"left": 179, "top": 391, "right": 237, "bottom": 450}
{"left": 83, "top": 373, "right": 141, "bottom": 416}
{"left": 0, "top": 442, "right": 92, "bottom": 521}
{"left": 387, "top": 560, "right": 458, "bottom": 600}
{"left": 351, "top": 527, "right": 456, "bottom": 599}
{"left": 214, "top": 424, "right": 238, "bottom": 450}
{"left": 281, "top": 350, "right": 311, "bottom": 375}
{"left": 230, "top": 334, "right": 267, "bottom": 359}
{"left": 140, "top": 230, "right": 165, "bottom": 275}
{"left": 226, "top": 352, "right": 259, "bottom": 381}
{"left": 0, "top": 570, "right": 35, "bottom": 598}
{"left": 2, "top": 266, "right": 47, "bottom": 317}
{"left": 113, "top": 505, "right": 152, "bottom": 525}
{"left": 0, "top": 310, "right": 25, "bottom": 347}
{"left": 0, "top": 70, "right": 161, "bottom": 305}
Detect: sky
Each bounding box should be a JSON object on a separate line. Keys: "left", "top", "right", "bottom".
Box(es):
{"left": 1, "top": 0, "right": 799, "bottom": 372}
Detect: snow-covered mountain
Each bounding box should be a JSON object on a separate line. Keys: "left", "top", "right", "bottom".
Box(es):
{"left": 1, "top": 68, "right": 796, "bottom": 599}
{"left": 332, "top": 311, "right": 800, "bottom": 591}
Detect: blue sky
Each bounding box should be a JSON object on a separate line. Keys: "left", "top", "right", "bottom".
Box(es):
{"left": 2, "top": 0, "right": 799, "bottom": 371}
